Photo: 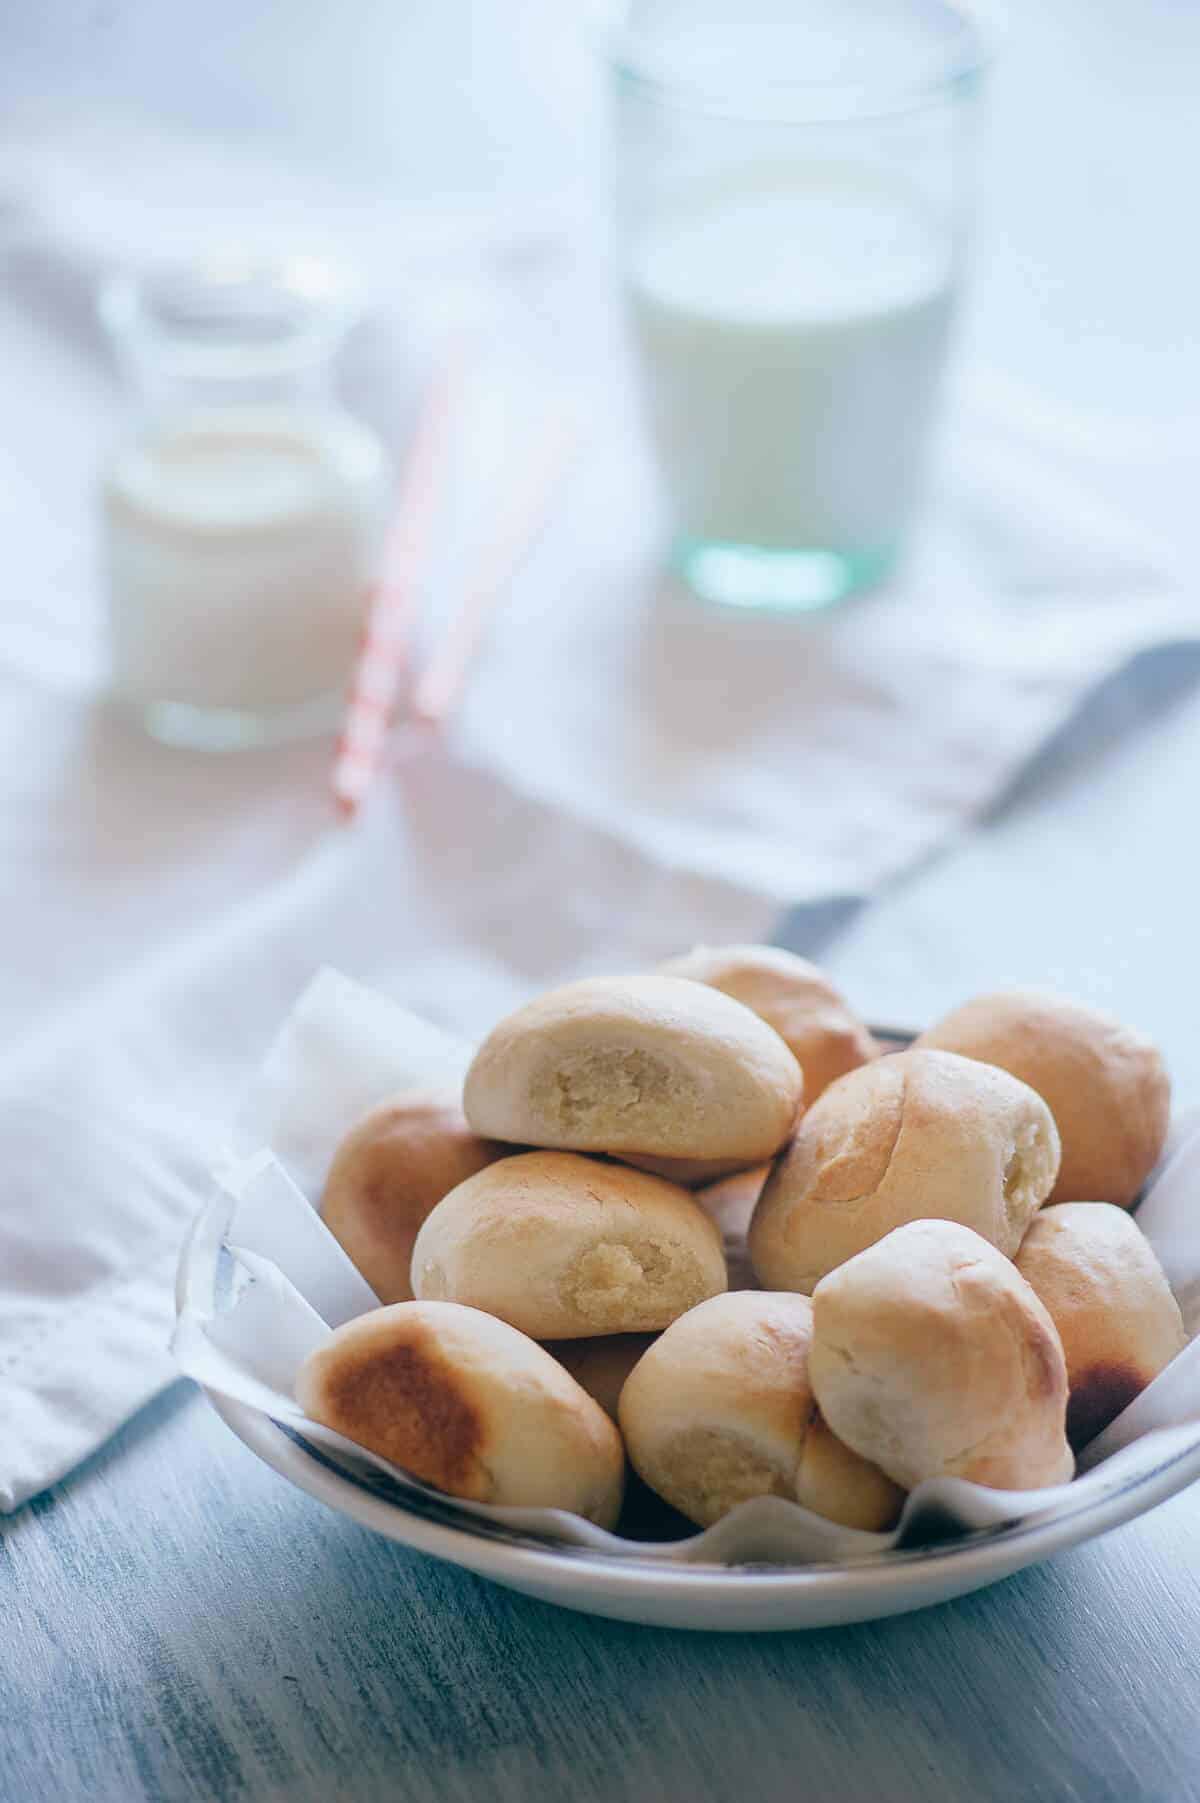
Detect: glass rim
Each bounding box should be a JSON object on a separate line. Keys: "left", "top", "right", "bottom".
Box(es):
{"left": 606, "top": 1, "right": 999, "bottom": 125}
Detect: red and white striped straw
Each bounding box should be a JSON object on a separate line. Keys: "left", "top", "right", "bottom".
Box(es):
{"left": 331, "top": 339, "right": 469, "bottom": 817}
{"left": 410, "top": 409, "right": 578, "bottom": 729}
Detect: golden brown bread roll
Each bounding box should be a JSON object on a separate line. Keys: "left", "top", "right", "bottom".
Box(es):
{"left": 810, "top": 1219, "right": 1074, "bottom": 1492}
{"left": 617, "top": 1291, "right": 903, "bottom": 1530}
{"left": 411, "top": 1150, "right": 727, "bottom": 1338}
{"left": 617, "top": 1151, "right": 754, "bottom": 1188}
{"left": 659, "top": 943, "right": 879, "bottom": 1103}
{"left": 916, "top": 988, "right": 1170, "bottom": 1208}
{"left": 296, "top": 1300, "right": 625, "bottom": 1527}
{"left": 319, "top": 1092, "right": 510, "bottom": 1303}
{"left": 694, "top": 1163, "right": 770, "bottom": 1290}
{"left": 749, "top": 1048, "right": 1060, "bottom": 1293}
{"left": 463, "top": 975, "right": 802, "bottom": 1165}
{"left": 544, "top": 1333, "right": 657, "bottom": 1421}
{"left": 1015, "top": 1202, "right": 1187, "bottom": 1448}
{"left": 795, "top": 1411, "right": 905, "bottom": 1533}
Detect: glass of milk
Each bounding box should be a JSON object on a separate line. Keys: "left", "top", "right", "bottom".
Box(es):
{"left": 100, "top": 258, "right": 389, "bottom": 747}
{"left": 612, "top": 0, "right": 991, "bottom": 612}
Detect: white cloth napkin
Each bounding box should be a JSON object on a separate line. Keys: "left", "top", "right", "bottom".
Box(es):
{"left": 1, "top": 113, "right": 1199, "bottom": 1509}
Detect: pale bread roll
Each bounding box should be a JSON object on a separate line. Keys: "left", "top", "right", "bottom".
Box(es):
{"left": 795, "top": 1412, "right": 906, "bottom": 1533}
{"left": 810, "top": 1219, "right": 1074, "bottom": 1492}
{"left": 545, "top": 1334, "right": 657, "bottom": 1421}
{"left": 660, "top": 943, "right": 879, "bottom": 1103}
{"left": 1015, "top": 1202, "right": 1187, "bottom": 1448}
{"left": 749, "top": 1048, "right": 1060, "bottom": 1293}
{"left": 618, "top": 1151, "right": 753, "bottom": 1188}
{"left": 916, "top": 988, "right": 1170, "bottom": 1208}
{"left": 411, "top": 1150, "right": 727, "bottom": 1338}
{"left": 618, "top": 1291, "right": 903, "bottom": 1530}
{"left": 296, "top": 1300, "right": 625, "bottom": 1528}
{"left": 694, "top": 1162, "right": 770, "bottom": 1290}
{"left": 463, "top": 975, "right": 802, "bottom": 1164}
{"left": 320, "top": 1092, "right": 510, "bottom": 1303}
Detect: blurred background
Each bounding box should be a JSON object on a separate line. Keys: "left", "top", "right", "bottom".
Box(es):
{"left": 3, "top": 0, "right": 1199, "bottom": 1060}
{"left": 1, "top": 0, "right": 1196, "bottom": 569}
{"left": 0, "top": 0, "right": 1193, "bottom": 437}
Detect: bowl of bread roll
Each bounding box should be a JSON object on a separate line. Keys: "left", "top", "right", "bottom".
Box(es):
{"left": 178, "top": 952, "right": 1200, "bottom": 1631}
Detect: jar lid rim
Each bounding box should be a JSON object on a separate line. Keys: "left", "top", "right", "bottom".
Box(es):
{"left": 99, "top": 255, "right": 365, "bottom": 378}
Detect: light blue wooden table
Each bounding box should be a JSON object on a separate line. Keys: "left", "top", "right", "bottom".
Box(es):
{"left": 5, "top": 651, "right": 1200, "bottom": 1803}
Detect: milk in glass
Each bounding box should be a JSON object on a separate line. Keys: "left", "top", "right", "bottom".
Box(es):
{"left": 612, "top": 0, "right": 986, "bottom": 610}
{"left": 629, "top": 164, "right": 954, "bottom": 573}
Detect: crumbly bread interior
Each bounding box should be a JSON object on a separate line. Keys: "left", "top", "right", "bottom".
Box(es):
{"left": 649, "top": 1425, "right": 793, "bottom": 1525}
{"left": 1002, "top": 1115, "right": 1060, "bottom": 1238}
{"left": 463, "top": 975, "right": 802, "bottom": 1161}
{"left": 534, "top": 1045, "right": 681, "bottom": 1133}
{"left": 411, "top": 1150, "right": 727, "bottom": 1338}
{"left": 559, "top": 1237, "right": 713, "bottom": 1331}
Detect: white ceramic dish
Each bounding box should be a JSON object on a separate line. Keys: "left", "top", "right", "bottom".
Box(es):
{"left": 179, "top": 1008, "right": 1200, "bottom": 1632}
{"left": 206, "top": 1388, "right": 1200, "bottom": 1631}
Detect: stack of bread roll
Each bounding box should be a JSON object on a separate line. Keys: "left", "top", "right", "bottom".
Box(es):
{"left": 297, "top": 951, "right": 1186, "bottom": 1539}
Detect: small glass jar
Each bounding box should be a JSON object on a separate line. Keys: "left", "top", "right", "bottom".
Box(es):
{"left": 610, "top": 0, "right": 991, "bottom": 614}
{"left": 99, "top": 258, "right": 389, "bottom": 748}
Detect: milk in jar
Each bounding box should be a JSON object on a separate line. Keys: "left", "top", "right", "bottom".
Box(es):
{"left": 104, "top": 407, "right": 384, "bottom": 723}
{"left": 99, "top": 260, "right": 387, "bottom": 747}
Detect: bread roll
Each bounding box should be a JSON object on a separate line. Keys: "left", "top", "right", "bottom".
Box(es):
{"left": 695, "top": 1162, "right": 770, "bottom": 1290}
{"left": 544, "top": 1333, "right": 657, "bottom": 1421}
{"left": 660, "top": 944, "right": 879, "bottom": 1102}
{"left": 749, "top": 1048, "right": 1060, "bottom": 1293}
{"left": 916, "top": 988, "right": 1170, "bottom": 1208}
{"left": 296, "top": 1300, "right": 625, "bottom": 1527}
{"left": 618, "top": 1291, "right": 903, "bottom": 1530}
{"left": 618, "top": 1152, "right": 753, "bottom": 1188}
{"left": 320, "top": 1092, "right": 510, "bottom": 1303}
{"left": 463, "top": 975, "right": 802, "bottom": 1165}
{"left": 810, "top": 1219, "right": 1074, "bottom": 1492}
{"left": 411, "top": 1150, "right": 727, "bottom": 1338}
{"left": 1015, "top": 1202, "right": 1187, "bottom": 1448}
{"left": 795, "top": 1411, "right": 906, "bottom": 1533}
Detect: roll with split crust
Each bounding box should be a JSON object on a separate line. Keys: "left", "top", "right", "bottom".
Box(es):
{"left": 810, "top": 1219, "right": 1074, "bottom": 1493}
{"left": 750, "top": 1048, "right": 1060, "bottom": 1293}
{"left": 917, "top": 988, "right": 1169, "bottom": 1208}
{"left": 1016, "top": 1202, "right": 1186, "bottom": 1447}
